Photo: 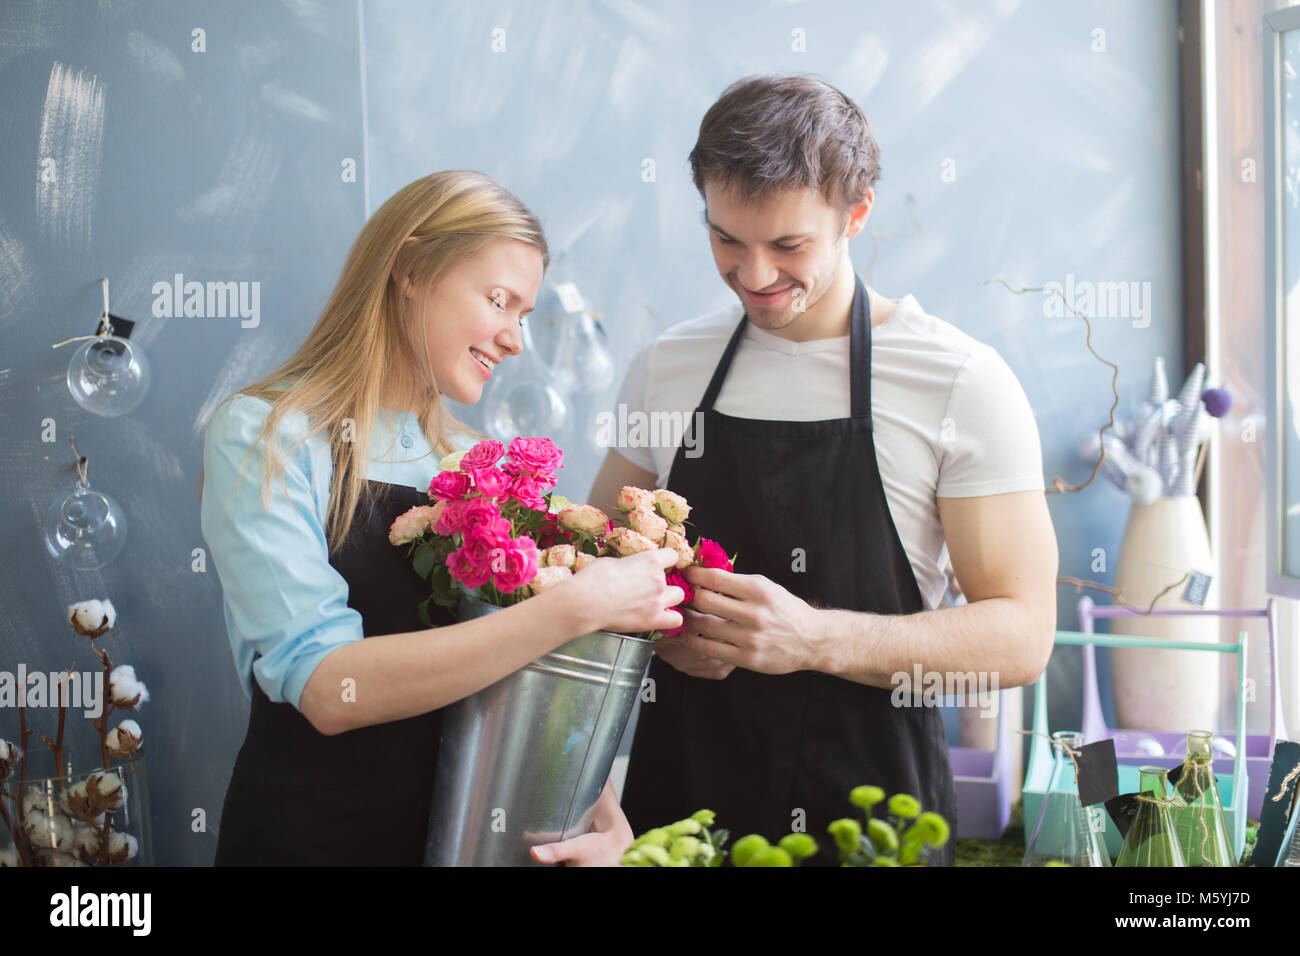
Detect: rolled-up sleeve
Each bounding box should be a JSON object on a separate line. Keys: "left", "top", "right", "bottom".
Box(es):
{"left": 200, "top": 394, "right": 363, "bottom": 710}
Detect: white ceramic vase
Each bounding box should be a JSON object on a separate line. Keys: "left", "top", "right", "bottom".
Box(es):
{"left": 1108, "top": 495, "right": 1220, "bottom": 734}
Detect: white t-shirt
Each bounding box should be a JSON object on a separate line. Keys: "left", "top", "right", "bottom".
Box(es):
{"left": 611, "top": 283, "right": 1046, "bottom": 610}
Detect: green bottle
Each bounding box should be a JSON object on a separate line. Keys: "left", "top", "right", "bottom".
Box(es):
{"left": 1171, "top": 730, "right": 1233, "bottom": 866}
{"left": 1115, "top": 766, "right": 1186, "bottom": 867}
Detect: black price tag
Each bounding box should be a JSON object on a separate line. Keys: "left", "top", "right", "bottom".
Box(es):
{"left": 95, "top": 314, "right": 134, "bottom": 339}
{"left": 1075, "top": 738, "right": 1119, "bottom": 807}
{"left": 1104, "top": 792, "right": 1141, "bottom": 840}
{"left": 1253, "top": 740, "right": 1300, "bottom": 867}
{"left": 1183, "top": 570, "right": 1212, "bottom": 606}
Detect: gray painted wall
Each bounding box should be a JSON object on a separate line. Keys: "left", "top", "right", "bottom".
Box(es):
{"left": 1, "top": 0, "right": 1185, "bottom": 864}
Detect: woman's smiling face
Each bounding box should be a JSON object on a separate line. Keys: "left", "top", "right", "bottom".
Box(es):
{"left": 399, "top": 238, "right": 544, "bottom": 405}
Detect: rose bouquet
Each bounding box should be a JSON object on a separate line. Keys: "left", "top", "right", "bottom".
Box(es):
{"left": 388, "top": 437, "right": 735, "bottom": 639}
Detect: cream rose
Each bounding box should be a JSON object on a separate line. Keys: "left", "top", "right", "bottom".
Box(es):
{"left": 557, "top": 504, "right": 609, "bottom": 535}
{"left": 528, "top": 565, "right": 573, "bottom": 595}
{"left": 616, "top": 486, "right": 655, "bottom": 512}
{"left": 653, "top": 489, "right": 691, "bottom": 524}
{"left": 627, "top": 507, "right": 668, "bottom": 543}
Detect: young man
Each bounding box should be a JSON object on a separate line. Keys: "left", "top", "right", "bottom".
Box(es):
{"left": 549, "top": 74, "right": 1057, "bottom": 867}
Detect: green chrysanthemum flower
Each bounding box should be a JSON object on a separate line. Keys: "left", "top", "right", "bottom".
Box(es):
{"left": 620, "top": 849, "right": 648, "bottom": 866}
{"left": 1044, "top": 861, "right": 1072, "bottom": 867}
{"left": 669, "top": 836, "right": 703, "bottom": 861}
{"left": 749, "top": 846, "right": 793, "bottom": 867}
{"left": 690, "top": 809, "right": 717, "bottom": 827}
{"left": 909, "top": 811, "right": 950, "bottom": 848}
{"left": 898, "top": 841, "right": 921, "bottom": 866}
{"left": 850, "top": 785, "right": 885, "bottom": 810}
{"left": 639, "top": 844, "right": 670, "bottom": 866}
{"left": 731, "top": 834, "right": 770, "bottom": 867}
{"left": 827, "top": 818, "right": 862, "bottom": 854}
{"left": 639, "top": 827, "right": 671, "bottom": 848}
{"left": 666, "top": 818, "right": 702, "bottom": 837}
{"left": 871, "top": 856, "right": 900, "bottom": 866}
{"left": 867, "top": 818, "right": 899, "bottom": 853}
{"left": 887, "top": 793, "right": 921, "bottom": 819}
{"left": 778, "top": 833, "right": 818, "bottom": 861}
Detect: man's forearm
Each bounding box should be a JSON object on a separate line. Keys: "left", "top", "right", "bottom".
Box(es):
{"left": 808, "top": 597, "right": 1054, "bottom": 690}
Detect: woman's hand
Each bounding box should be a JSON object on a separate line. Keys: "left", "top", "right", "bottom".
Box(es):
{"left": 565, "top": 548, "right": 684, "bottom": 636}
{"left": 530, "top": 778, "right": 635, "bottom": 867}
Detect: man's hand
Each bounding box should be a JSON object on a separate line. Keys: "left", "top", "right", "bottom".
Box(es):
{"left": 529, "top": 777, "right": 634, "bottom": 866}
{"left": 675, "top": 567, "right": 821, "bottom": 675}
{"left": 655, "top": 633, "right": 735, "bottom": 679}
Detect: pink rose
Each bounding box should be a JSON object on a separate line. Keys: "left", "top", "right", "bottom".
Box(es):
{"left": 627, "top": 507, "right": 668, "bottom": 543}
{"left": 507, "top": 437, "right": 564, "bottom": 476}
{"left": 388, "top": 504, "right": 446, "bottom": 546}
{"left": 428, "top": 470, "right": 472, "bottom": 502}
{"left": 447, "top": 548, "right": 491, "bottom": 589}
{"left": 557, "top": 504, "right": 609, "bottom": 535}
{"left": 606, "top": 526, "right": 657, "bottom": 556}
{"left": 470, "top": 468, "right": 510, "bottom": 499}
{"left": 491, "top": 535, "right": 540, "bottom": 593}
{"left": 461, "top": 499, "right": 505, "bottom": 533}
{"left": 661, "top": 569, "right": 694, "bottom": 639}
{"left": 696, "top": 538, "right": 733, "bottom": 573}
{"left": 616, "top": 486, "right": 655, "bottom": 512}
{"left": 507, "top": 472, "right": 547, "bottom": 511}
{"left": 527, "top": 565, "right": 572, "bottom": 595}
{"left": 460, "top": 439, "right": 505, "bottom": 473}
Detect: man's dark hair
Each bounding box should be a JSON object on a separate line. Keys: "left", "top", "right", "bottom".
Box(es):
{"left": 689, "top": 74, "right": 881, "bottom": 217}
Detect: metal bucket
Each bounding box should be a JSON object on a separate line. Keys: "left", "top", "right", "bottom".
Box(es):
{"left": 423, "top": 597, "right": 654, "bottom": 866}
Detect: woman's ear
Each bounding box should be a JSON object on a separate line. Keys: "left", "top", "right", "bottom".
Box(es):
{"left": 391, "top": 237, "right": 420, "bottom": 298}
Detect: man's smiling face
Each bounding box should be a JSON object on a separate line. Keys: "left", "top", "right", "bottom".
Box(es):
{"left": 703, "top": 180, "right": 869, "bottom": 334}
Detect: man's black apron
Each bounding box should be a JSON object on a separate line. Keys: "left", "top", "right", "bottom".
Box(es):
{"left": 215, "top": 478, "right": 451, "bottom": 866}
{"left": 620, "top": 274, "right": 958, "bottom": 867}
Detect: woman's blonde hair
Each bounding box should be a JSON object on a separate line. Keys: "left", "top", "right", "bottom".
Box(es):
{"left": 199, "top": 170, "right": 549, "bottom": 556}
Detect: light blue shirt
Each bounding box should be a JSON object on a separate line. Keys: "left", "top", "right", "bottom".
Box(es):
{"left": 200, "top": 394, "right": 447, "bottom": 710}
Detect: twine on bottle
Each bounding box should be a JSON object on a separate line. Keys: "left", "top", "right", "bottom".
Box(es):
{"left": 51, "top": 277, "right": 115, "bottom": 350}
{"left": 1017, "top": 729, "right": 1083, "bottom": 779}
{"left": 1271, "top": 761, "right": 1300, "bottom": 804}
{"left": 67, "top": 436, "right": 89, "bottom": 487}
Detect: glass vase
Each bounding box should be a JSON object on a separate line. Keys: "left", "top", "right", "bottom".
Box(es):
{"left": 1171, "top": 730, "right": 1233, "bottom": 866}
{"left": 1115, "top": 765, "right": 1186, "bottom": 867}
{"left": 1023, "top": 731, "right": 1111, "bottom": 866}
{"left": 0, "top": 752, "right": 152, "bottom": 867}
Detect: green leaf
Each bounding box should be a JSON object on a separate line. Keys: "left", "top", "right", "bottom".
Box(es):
{"left": 413, "top": 542, "right": 437, "bottom": 579}
{"left": 416, "top": 597, "right": 431, "bottom": 627}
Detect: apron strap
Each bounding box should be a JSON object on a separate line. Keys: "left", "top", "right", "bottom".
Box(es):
{"left": 698, "top": 272, "right": 874, "bottom": 422}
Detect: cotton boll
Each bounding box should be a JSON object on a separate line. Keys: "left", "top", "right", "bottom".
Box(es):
{"left": 60, "top": 781, "right": 100, "bottom": 822}
{"left": 106, "top": 719, "right": 144, "bottom": 757}
{"left": 1197, "top": 414, "right": 1217, "bottom": 444}
{"left": 21, "top": 785, "right": 51, "bottom": 818}
{"left": 73, "top": 823, "right": 103, "bottom": 861}
{"left": 23, "top": 809, "right": 75, "bottom": 851}
{"left": 107, "top": 831, "right": 138, "bottom": 864}
{"left": 108, "top": 665, "right": 150, "bottom": 709}
{"left": 67, "top": 599, "right": 116, "bottom": 638}
{"left": 42, "top": 849, "right": 86, "bottom": 867}
{"left": 1126, "top": 466, "right": 1164, "bottom": 505}
{"left": 85, "top": 770, "right": 126, "bottom": 812}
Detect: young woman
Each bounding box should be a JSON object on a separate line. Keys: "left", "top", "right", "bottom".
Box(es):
{"left": 199, "top": 171, "right": 683, "bottom": 867}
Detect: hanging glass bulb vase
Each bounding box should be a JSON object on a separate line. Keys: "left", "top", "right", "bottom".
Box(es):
{"left": 1115, "top": 766, "right": 1187, "bottom": 867}
{"left": 1023, "top": 731, "right": 1111, "bottom": 867}
{"left": 1170, "top": 730, "right": 1233, "bottom": 866}
{"left": 548, "top": 280, "right": 615, "bottom": 395}
{"left": 43, "top": 437, "right": 127, "bottom": 570}
{"left": 65, "top": 278, "right": 150, "bottom": 417}
{"left": 485, "top": 317, "right": 570, "bottom": 442}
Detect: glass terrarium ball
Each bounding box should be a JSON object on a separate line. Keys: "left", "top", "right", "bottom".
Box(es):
{"left": 44, "top": 485, "right": 128, "bottom": 570}
{"left": 66, "top": 336, "right": 151, "bottom": 417}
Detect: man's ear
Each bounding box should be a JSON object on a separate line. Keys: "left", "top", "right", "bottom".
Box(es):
{"left": 843, "top": 191, "right": 873, "bottom": 239}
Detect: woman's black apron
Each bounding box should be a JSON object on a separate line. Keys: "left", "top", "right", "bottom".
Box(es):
{"left": 619, "top": 274, "right": 959, "bottom": 866}
{"left": 215, "top": 479, "right": 451, "bottom": 866}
